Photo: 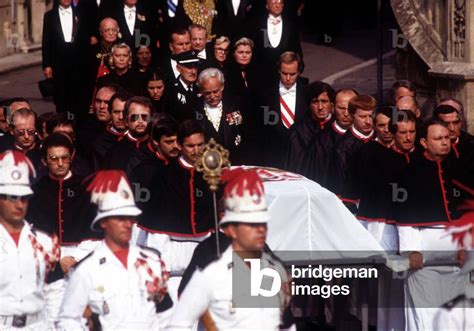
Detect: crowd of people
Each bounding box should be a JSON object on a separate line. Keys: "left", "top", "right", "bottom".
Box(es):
{"left": 0, "top": 0, "right": 473, "bottom": 330}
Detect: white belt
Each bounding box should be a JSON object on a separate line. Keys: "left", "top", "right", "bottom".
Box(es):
{"left": 169, "top": 233, "right": 210, "bottom": 242}
{"left": 0, "top": 312, "right": 42, "bottom": 328}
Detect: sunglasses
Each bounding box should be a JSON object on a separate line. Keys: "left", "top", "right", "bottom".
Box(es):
{"left": 48, "top": 154, "right": 72, "bottom": 164}
{"left": 14, "top": 129, "right": 36, "bottom": 136}
{"left": 129, "top": 114, "right": 150, "bottom": 122}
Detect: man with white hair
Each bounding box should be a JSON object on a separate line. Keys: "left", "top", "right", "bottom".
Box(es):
{"left": 0, "top": 150, "right": 64, "bottom": 329}
{"left": 58, "top": 170, "right": 172, "bottom": 330}
{"left": 197, "top": 67, "right": 244, "bottom": 164}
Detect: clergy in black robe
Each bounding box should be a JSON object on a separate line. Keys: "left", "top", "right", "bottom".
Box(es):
{"left": 90, "top": 91, "right": 131, "bottom": 170}
{"left": 285, "top": 80, "right": 334, "bottom": 173}
{"left": 325, "top": 95, "right": 376, "bottom": 195}
{"left": 27, "top": 133, "right": 100, "bottom": 245}
{"left": 303, "top": 88, "right": 358, "bottom": 185}
{"left": 105, "top": 96, "right": 152, "bottom": 174}
{"left": 341, "top": 110, "right": 417, "bottom": 221}
{"left": 137, "top": 122, "right": 215, "bottom": 236}
{"left": 5, "top": 109, "right": 46, "bottom": 182}
{"left": 75, "top": 84, "right": 119, "bottom": 159}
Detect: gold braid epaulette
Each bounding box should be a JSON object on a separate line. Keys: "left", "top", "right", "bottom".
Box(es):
{"left": 183, "top": 0, "right": 216, "bottom": 38}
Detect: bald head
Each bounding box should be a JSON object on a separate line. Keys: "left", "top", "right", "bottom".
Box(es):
{"left": 396, "top": 96, "right": 420, "bottom": 118}
{"left": 99, "top": 18, "right": 119, "bottom": 44}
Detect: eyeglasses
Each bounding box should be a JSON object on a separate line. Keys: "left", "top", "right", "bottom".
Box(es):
{"left": 129, "top": 114, "right": 150, "bottom": 122}
{"left": 14, "top": 129, "right": 36, "bottom": 136}
{"left": 48, "top": 154, "right": 71, "bottom": 164}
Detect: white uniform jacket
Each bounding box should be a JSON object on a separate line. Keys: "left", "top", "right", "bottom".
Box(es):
{"left": 0, "top": 221, "right": 64, "bottom": 328}
{"left": 58, "top": 242, "right": 171, "bottom": 330}
{"left": 167, "top": 246, "right": 288, "bottom": 330}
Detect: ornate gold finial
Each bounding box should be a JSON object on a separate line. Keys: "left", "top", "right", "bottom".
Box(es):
{"left": 195, "top": 138, "right": 231, "bottom": 191}
{"left": 183, "top": 0, "right": 217, "bottom": 39}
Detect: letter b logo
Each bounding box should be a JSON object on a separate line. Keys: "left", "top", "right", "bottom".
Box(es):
{"left": 245, "top": 258, "right": 281, "bottom": 297}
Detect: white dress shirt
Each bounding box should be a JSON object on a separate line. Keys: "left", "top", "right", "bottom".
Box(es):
{"left": 232, "top": 0, "right": 240, "bottom": 15}
{"left": 171, "top": 58, "right": 179, "bottom": 79}
{"left": 58, "top": 5, "right": 73, "bottom": 42}
{"left": 204, "top": 101, "right": 223, "bottom": 132}
{"left": 267, "top": 14, "right": 283, "bottom": 48}
{"left": 197, "top": 48, "right": 207, "bottom": 60}
{"left": 124, "top": 5, "right": 136, "bottom": 35}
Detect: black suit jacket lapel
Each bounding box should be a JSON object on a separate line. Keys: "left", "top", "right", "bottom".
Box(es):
{"left": 295, "top": 83, "right": 306, "bottom": 122}
{"left": 118, "top": 9, "right": 133, "bottom": 40}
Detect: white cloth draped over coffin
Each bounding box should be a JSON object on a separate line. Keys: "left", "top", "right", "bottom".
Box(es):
{"left": 248, "top": 167, "right": 386, "bottom": 262}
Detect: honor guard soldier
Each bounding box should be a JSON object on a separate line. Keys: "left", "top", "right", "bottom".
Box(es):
{"left": 0, "top": 150, "right": 64, "bottom": 330}
{"left": 168, "top": 169, "right": 293, "bottom": 330}
{"left": 58, "top": 170, "right": 172, "bottom": 330}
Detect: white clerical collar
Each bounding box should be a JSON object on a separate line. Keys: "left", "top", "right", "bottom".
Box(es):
{"left": 351, "top": 126, "right": 373, "bottom": 140}
{"left": 332, "top": 121, "right": 347, "bottom": 135}
{"left": 179, "top": 156, "right": 194, "bottom": 169}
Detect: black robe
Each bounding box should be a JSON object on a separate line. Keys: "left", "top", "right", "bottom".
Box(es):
{"left": 392, "top": 152, "right": 470, "bottom": 226}
{"left": 285, "top": 114, "right": 333, "bottom": 174}
{"left": 342, "top": 142, "right": 417, "bottom": 221}
{"left": 325, "top": 128, "right": 374, "bottom": 195}
{"left": 27, "top": 173, "right": 101, "bottom": 245}
{"left": 104, "top": 133, "right": 149, "bottom": 175}
{"left": 138, "top": 158, "right": 216, "bottom": 236}
{"left": 91, "top": 126, "right": 126, "bottom": 170}
{"left": 303, "top": 121, "right": 346, "bottom": 186}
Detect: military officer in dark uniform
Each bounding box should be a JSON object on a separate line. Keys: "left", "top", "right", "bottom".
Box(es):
{"left": 167, "top": 50, "right": 201, "bottom": 122}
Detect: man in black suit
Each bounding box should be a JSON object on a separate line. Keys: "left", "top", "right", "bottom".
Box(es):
{"left": 197, "top": 68, "right": 244, "bottom": 164}
{"left": 159, "top": 27, "right": 192, "bottom": 81}
{"left": 113, "top": 0, "right": 156, "bottom": 52}
{"left": 253, "top": 0, "right": 303, "bottom": 88}
{"left": 214, "top": 0, "right": 256, "bottom": 41}
{"left": 42, "top": 0, "right": 87, "bottom": 114}
{"left": 259, "top": 51, "right": 307, "bottom": 168}
{"left": 189, "top": 24, "right": 213, "bottom": 63}
{"left": 167, "top": 50, "right": 201, "bottom": 122}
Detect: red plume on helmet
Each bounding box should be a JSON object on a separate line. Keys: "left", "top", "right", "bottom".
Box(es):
{"left": 86, "top": 170, "right": 129, "bottom": 195}
{"left": 221, "top": 168, "right": 265, "bottom": 199}
{"left": 85, "top": 170, "right": 142, "bottom": 231}
{"left": 447, "top": 199, "right": 474, "bottom": 249}
{"left": 220, "top": 168, "right": 270, "bottom": 225}
{"left": 0, "top": 150, "right": 36, "bottom": 178}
